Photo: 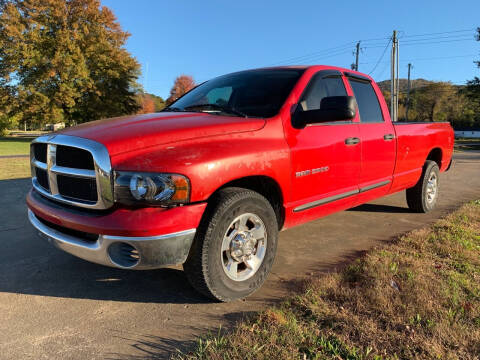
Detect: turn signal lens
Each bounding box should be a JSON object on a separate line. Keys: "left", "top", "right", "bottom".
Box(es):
{"left": 171, "top": 175, "right": 189, "bottom": 201}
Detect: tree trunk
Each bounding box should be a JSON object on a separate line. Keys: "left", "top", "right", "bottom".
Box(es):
{"left": 429, "top": 102, "right": 436, "bottom": 122}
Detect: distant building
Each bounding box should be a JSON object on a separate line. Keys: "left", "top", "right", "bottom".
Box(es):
{"left": 44, "top": 123, "right": 65, "bottom": 131}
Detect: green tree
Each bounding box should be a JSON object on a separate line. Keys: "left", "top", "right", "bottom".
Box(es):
{"left": 410, "top": 82, "right": 456, "bottom": 122}
{"left": 149, "top": 93, "right": 166, "bottom": 111}
{"left": 0, "top": 0, "right": 140, "bottom": 129}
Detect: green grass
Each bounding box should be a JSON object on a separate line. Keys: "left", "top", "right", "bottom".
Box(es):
{"left": 0, "top": 137, "right": 33, "bottom": 156}
{"left": 455, "top": 138, "right": 480, "bottom": 144}
{"left": 176, "top": 201, "right": 480, "bottom": 360}
{"left": 455, "top": 138, "right": 480, "bottom": 151}
{"left": 0, "top": 157, "right": 31, "bottom": 180}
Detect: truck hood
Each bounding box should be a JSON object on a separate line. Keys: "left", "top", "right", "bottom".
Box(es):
{"left": 57, "top": 112, "right": 266, "bottom": 156}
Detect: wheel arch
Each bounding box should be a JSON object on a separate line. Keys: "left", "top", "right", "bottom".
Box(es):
{"left": 208, "top": 175, "right": 285, "bottom": 230}
{"left": 426, "top": 147, "right": 443, "bottom": 169}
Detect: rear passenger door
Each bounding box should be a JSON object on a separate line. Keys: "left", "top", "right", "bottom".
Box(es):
{"left": 347, "top": 75, "right": 395, "bottom": 201}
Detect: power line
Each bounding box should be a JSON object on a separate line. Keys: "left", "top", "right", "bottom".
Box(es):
{"left": 375, "top": 60, "right": 390, "bottom": 79}
{"left": 354, "top": 36, "right": 391, "bottom": 42}
{"left": 402, "top": 36, "right": 473, "bottom": 44}
{"left": 368, "top": 38, "right": 391, "bottom": 75}
{"left": 267, "top": 28, "right": 476, "bottom": 67}
{"left": 269, "top": 41, "right": 356, "bottom": 65}
{"left": 401, "top": 38, "right": 475, "bottom": 46}
{"left": 360, "top": 53, "right": 477, "bottom": 65}
{"left": 296, "top": 49, "right": 354, "bottom": 64}
{"left": 270, "top": 37, "right": 405, "bottom": 66}
{"left": 400, "top": 34, "right": 476, "bottom": 42}
{"left": 400, "top": 28, "right": 476, "bottom": 38}
{"left": 273, "top": 48, "right": 354, "bottom": 66}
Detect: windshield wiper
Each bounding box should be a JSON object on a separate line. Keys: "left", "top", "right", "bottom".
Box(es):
{"left": 161, "top": 106, "right": 186, "bottom": 112}
{"left": 184, "top": 104, "right": 248, "bottom": 118}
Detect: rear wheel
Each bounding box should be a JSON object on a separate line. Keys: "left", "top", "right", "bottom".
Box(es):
{"left": 406, "top": 160, "right": 440, "bottom": 213}
{"left": 183, "top": 187, "right": 278, "bottom": 302}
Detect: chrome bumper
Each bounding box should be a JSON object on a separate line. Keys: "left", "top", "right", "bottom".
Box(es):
{"left": 28, "top": 209, "right": 196, "bottom": 270}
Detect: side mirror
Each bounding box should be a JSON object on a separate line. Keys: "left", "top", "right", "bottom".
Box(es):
{"left": 292, "top": 96, "right": 357, "bottom": 129}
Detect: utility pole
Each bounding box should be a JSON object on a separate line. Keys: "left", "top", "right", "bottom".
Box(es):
{"left": 396, "top": 33, "right": 399, "bottom": 122}
{"left": 354, "top": 41, "right": 360, "bottom": 71}
{"left": 390, "top": 30, "right": 399, "bottom": 122}
{"left": 405, "top": 63, "right": 412, "bottom": 122}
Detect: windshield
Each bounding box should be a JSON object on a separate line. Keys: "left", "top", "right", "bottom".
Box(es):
{"left": 166, "top": 69, "right": 304, "bottom": 118}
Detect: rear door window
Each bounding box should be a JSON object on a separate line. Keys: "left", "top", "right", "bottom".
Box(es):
{"left": 348, "top": 79, "right": 384, "bottom": 123}
{"left": 300, "top": 75, "right": 347, "bottom": 111}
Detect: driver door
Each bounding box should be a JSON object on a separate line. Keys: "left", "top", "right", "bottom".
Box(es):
{"left": 287, "top": 71, "right": 361, "bottom": 215}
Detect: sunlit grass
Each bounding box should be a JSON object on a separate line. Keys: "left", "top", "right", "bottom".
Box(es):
{"left": 177, "top": 201, "right": 480, "bottom": 360}
{"left": 0, "top": 157, "right": 30, "bottom": 180}
{"left": 0, "top": 137, "right": 33, "bottom": 156}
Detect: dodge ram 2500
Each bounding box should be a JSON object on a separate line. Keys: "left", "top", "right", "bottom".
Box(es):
{"left": 27, "top": 66, "right": 454, "bottom": 301}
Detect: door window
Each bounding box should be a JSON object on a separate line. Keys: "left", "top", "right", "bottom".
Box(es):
{"left": 348, "top": 80, "right": 384, "bottom": 123}
{"left": 300, "top": 75, "right": 347, "bottom": 111}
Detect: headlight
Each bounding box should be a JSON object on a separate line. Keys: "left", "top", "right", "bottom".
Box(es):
{"left": 114, "top": 171, "right": 190, "bottom": 206}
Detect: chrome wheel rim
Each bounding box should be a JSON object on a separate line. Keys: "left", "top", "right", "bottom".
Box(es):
{"left": 426, "top": 172, "right": 438, "bottom": 203}
{"left": 221, "top": 213, "right": 267, "bottom": 282}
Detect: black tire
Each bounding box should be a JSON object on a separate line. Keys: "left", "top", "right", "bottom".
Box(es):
{"left": 183, "top": 187, "right": 278, "bottom": 302}
{"left": 406, "top": 160, "right": 440, "bottom": 213}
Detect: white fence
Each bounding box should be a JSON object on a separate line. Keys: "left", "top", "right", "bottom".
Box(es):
{"left": 454, "top": 131, "right": 480, "bottom": 139}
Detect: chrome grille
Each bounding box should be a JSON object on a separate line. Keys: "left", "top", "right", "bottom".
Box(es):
{"left": 30, "top": 134, "right": 113, "bottom": 209}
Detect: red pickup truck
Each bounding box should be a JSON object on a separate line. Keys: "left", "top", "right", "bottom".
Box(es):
{"left": 27, "top": 66, "right": 454, "bottom": 301}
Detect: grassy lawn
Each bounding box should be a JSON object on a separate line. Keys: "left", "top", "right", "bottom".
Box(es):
{"left": 0, "top": 157, "right": 31, "bottom": 180}
{"left": 178, "top": 201, "right": 480, "bottom": 359}
{"left": 455, "top": 138, "right": 480, "bottom": 151}
{"left": 0, "top": 137, "right": 33, "bottom": 156}
{"left": 455, "top": 138, "right": 480, "bottom": 144}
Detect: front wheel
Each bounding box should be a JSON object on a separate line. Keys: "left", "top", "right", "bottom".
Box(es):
{"left": 406, "top": 160, "right": 440, "bottom": 213}
{"left": 183, "top": 188, "right": 278, "bottom": 302}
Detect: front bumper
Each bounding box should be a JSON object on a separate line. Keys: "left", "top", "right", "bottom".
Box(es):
{"left": 28, "top": 209, "right": 196, "bottom": 269}
{"left": 26, "top": 189, "right": 207, "bottom": 270}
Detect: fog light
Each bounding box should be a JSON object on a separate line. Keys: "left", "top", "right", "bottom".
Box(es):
{"left": 108, "top": 242, "right": 140, "bottom": 268}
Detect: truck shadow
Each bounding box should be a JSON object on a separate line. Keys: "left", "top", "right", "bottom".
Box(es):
{"left": 347, "top": 203, "right": 411, "bottom": 213}
{"left": 0, "top": 177, "right": 210, "bottom": 305}
{"left": 1, "top": 252, "right": 210, "bottom": 304}
{"left": 0, "top": 178, "right": 311, "bottom": 306}
{"left": 0, "top": 177, "right": 423, "bottom": 306}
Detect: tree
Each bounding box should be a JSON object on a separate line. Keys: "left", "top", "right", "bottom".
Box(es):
{"left": 410, "top": 82, "right": 456, "bottom": 122}
{"left": 167, "top": 75, "right": 195, "bottom": 104}
{"left": 137, "top": 94, "right": 156, "bottom": 114}
{"left": 150, "top": 93, "right": 166, "bottom": 111}
{"left": 136, "top": 93, "right": 165, "bottom": 114}
{"left": 0, "top": 0, "right": 140, "bottom": 129}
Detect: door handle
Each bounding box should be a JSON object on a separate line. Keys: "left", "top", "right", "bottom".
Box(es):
{"left": 345, "top": 137, "right": 360, "bottom": 145}
{"left": 384, "top": 134, "right": 395, "bottom": 141}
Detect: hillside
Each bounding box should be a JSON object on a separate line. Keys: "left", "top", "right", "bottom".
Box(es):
{"left": 376, "top": 78, "right": 434, "bottom": 92}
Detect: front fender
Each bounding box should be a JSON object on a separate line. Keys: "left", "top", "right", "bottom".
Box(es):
{"left": 110, "top": 130, "right": 291, "bottom": 203}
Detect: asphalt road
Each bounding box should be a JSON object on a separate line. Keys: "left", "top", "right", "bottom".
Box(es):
{"left": 1, "top": 151, "right": 480, "bottom": 359}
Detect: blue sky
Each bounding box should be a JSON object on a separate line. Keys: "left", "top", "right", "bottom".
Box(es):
{"left": 102, "top": 0, "right": 480, "bottom": 99}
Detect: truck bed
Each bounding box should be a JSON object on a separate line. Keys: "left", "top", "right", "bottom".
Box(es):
{"left": 390, "top": 122, "right": 454, "bottom": 193}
